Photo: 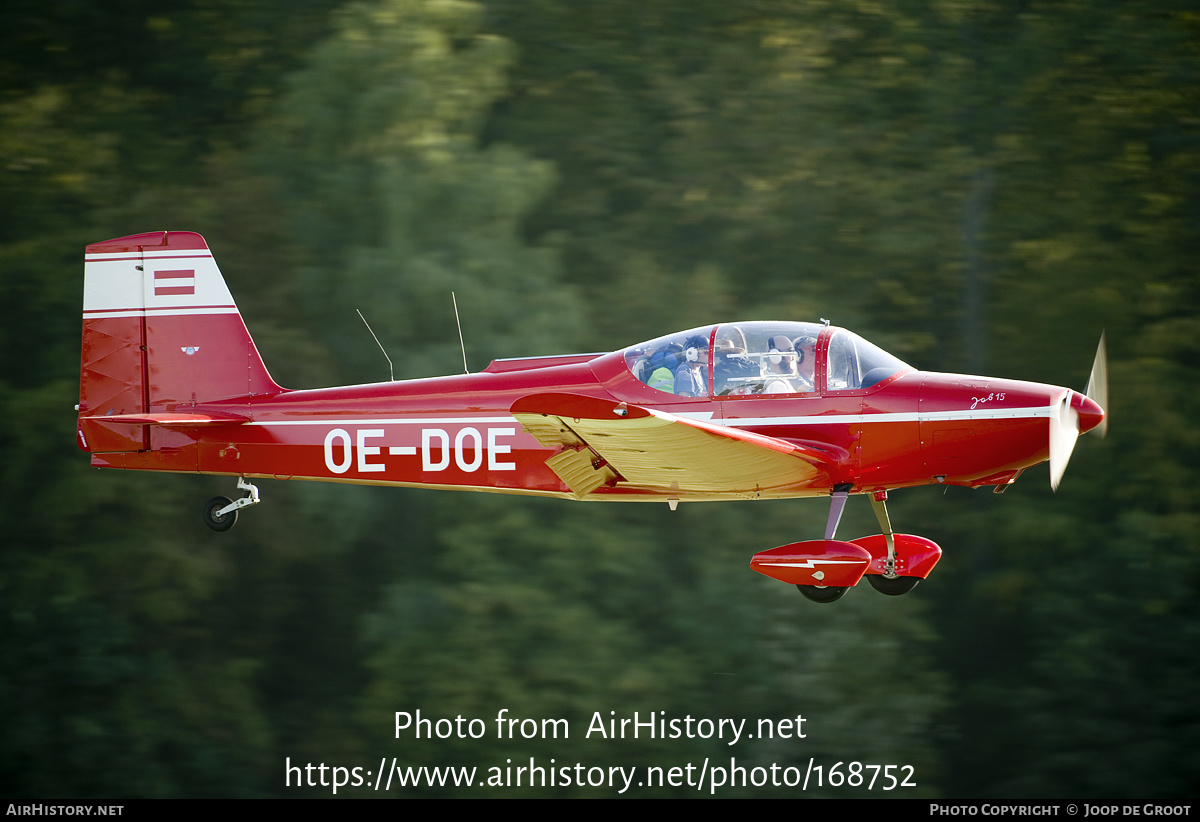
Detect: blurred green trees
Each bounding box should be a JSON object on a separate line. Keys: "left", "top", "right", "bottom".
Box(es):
{"left": 258, "top": 0, "right": 585, "bottom": 383}
{"left": 1, "top": 0, "right": 1196, "bottom": 798}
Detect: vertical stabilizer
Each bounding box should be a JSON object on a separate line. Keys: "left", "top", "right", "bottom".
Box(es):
{"left": 78, "top": 231, "right": 281, "bottom": 453}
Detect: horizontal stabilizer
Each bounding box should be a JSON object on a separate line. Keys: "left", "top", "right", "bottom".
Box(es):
{"left": 79, "top": 411, "right": 248, "bottom": 427}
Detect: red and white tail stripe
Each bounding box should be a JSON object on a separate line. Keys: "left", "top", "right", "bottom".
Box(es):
{"left": 78, "top": 231, "right": 281, "bottom": 454}
{"left": 83, "top": 230, "right": 239, "bottom": 319}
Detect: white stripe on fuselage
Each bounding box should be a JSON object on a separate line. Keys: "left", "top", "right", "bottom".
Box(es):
{"left": 724, "top": 403, "right": 1058, "bottom": 427}
{"left": 250, "top": 417, "right": 520, "bottom": 427}
{"left": 244, "top": 402, "right": 1056, "bottom": 429}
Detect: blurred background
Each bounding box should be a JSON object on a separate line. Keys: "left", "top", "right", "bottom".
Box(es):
{"left": 1, "top": 0, "right": 1196, "bottom": 798}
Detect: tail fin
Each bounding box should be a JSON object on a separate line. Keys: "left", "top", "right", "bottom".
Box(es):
{"left": 78, "top": 231, "right": 281, "bottom": 454}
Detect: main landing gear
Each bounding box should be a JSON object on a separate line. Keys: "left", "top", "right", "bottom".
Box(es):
{"left": 794, "top": 484, "right": 857, "bottom": 604}
{"left": 799, "top": 488, "right": 936, "bottom": 603}
{"left": 796, "top": 585, "right": 850, "bottom": 604}
{"left": 202, "top": 477, "right": 261, "bottom": 532}
{"left": 867, "top": 575, "right": 920, "bottom": 596}
{"left": 749, "top": 486, "right": 941, "bottom": 604}
{"left": 861, "top": 489, "right": 920, "bottom": 597}
{"left": 792, "top": 484, "right": 862, "bottom": 604}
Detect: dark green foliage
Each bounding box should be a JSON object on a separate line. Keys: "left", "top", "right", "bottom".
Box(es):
{"left": 1, "top": 0, "right": 1196, "bottom": 798}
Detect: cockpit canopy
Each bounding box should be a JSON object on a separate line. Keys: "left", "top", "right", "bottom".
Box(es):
{"left": 622, "top": 321, "right": 909, "bottom": 398}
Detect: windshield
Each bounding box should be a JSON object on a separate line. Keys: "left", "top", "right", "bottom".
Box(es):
{"left": 825, "top": 329, "right": 909, "bottom": 390}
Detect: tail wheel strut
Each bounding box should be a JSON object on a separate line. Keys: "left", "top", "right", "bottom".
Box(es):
{"left": 202, "top": 478, "right": 261, "bottom": 532}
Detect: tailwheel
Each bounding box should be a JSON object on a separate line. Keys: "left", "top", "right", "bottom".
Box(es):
{"left": 203, "top": 496, "right": 237, "bottom": 532}
{"left": 202, "top": 478, "right": 262, "bottom": 532}
{"left": 796, "top": 585, "right": 849, "bottom": 604}
{"left": 867, "top": 575, "right": 920, "bottom": 596}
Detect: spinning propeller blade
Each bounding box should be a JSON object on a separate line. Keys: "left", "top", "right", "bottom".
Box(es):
{"left": 1085, "top": 331, "right": 1108, "bottom": 439}
{"left": 1048, "top": 333, "right": 1108, "bottom": 490}
{"left": 1048, "top": 391, "right": 1080, "bottom": 491}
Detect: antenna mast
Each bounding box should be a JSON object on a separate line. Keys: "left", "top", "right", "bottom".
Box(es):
{"left": 356, "top": 308, "right": 394, "bottom": 382}
{"left": 453, "top": 292, "right": 469, "bottom": 374}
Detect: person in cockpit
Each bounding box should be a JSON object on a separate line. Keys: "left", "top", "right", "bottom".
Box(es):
{"left": 713, "top": 338, "right": 754, "bottom": 395}
{"left": 646, "top": 343, "right": 683, "bottom": 393}
{"left": 674, "top": 335, "right": 708, "bottom": 397}
{"left": 792, "top": 333, "right": 818, "bottom": 392}
{"left": 762, "top": 335, "right": 799, "bottom": 393}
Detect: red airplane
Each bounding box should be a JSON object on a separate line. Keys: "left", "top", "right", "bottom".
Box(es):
{"left": 76, "top": 231, "right": 1107, "bottom": 603}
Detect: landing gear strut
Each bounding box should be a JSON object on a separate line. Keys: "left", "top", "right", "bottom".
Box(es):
{"left": 869, "top": 490, "right": 897, "bottom": 578}
{"left": 794, "top": 484, "right": 855, "bottom": 604}
{"left": 202, "top": 477, "right": 261, "bottom": 532}
{"left": 866, "top": 490, "right": 920, "bottom": 596}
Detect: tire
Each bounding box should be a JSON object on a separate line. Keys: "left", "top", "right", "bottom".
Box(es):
{"left": 796, "top": 585, "right": 849, "bottom": 604}
{"left": 868, "top": 575, "right": 920, "bottom": 596}
{"left": 203, "top": 496, "right": 237, "bottom": 532}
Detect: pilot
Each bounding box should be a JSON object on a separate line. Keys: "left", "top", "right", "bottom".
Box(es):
{"left": 713, "top": 339, "right": 754, "bottom": 395}
{"left": 674, "top": 335, "right": 709, "bottom": 397}
{"left": 763, "top": 335, "right": 799, "bottom": 393}
{"left": 792, "top": 333, "right": 818, "bottom": 392}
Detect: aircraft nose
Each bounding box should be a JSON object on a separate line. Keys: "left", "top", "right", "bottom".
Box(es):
{"left": 1072, "top": 391, "right": 1105, "bottom": 435}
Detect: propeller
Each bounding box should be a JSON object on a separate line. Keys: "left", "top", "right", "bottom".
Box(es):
{"left": 1048, "top": 332, "right": 1108, "bottom": 490}
{"left": 1085, "top": 331, "right": 1108, "bottom": 439}
{"left": 1048, "top": 391, "right": 1079, "bottom": 491}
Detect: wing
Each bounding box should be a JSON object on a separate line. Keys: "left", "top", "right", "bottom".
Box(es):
{"left": 511, "top": 392, "right": 835, "bottom": 499}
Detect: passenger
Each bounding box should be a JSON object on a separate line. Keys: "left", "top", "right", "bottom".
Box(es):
{"left": 674, "top": 335, "right": 708, "bottom": 397}
{"left": 647, "top": 344, "right": 682, "bottom": 393}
